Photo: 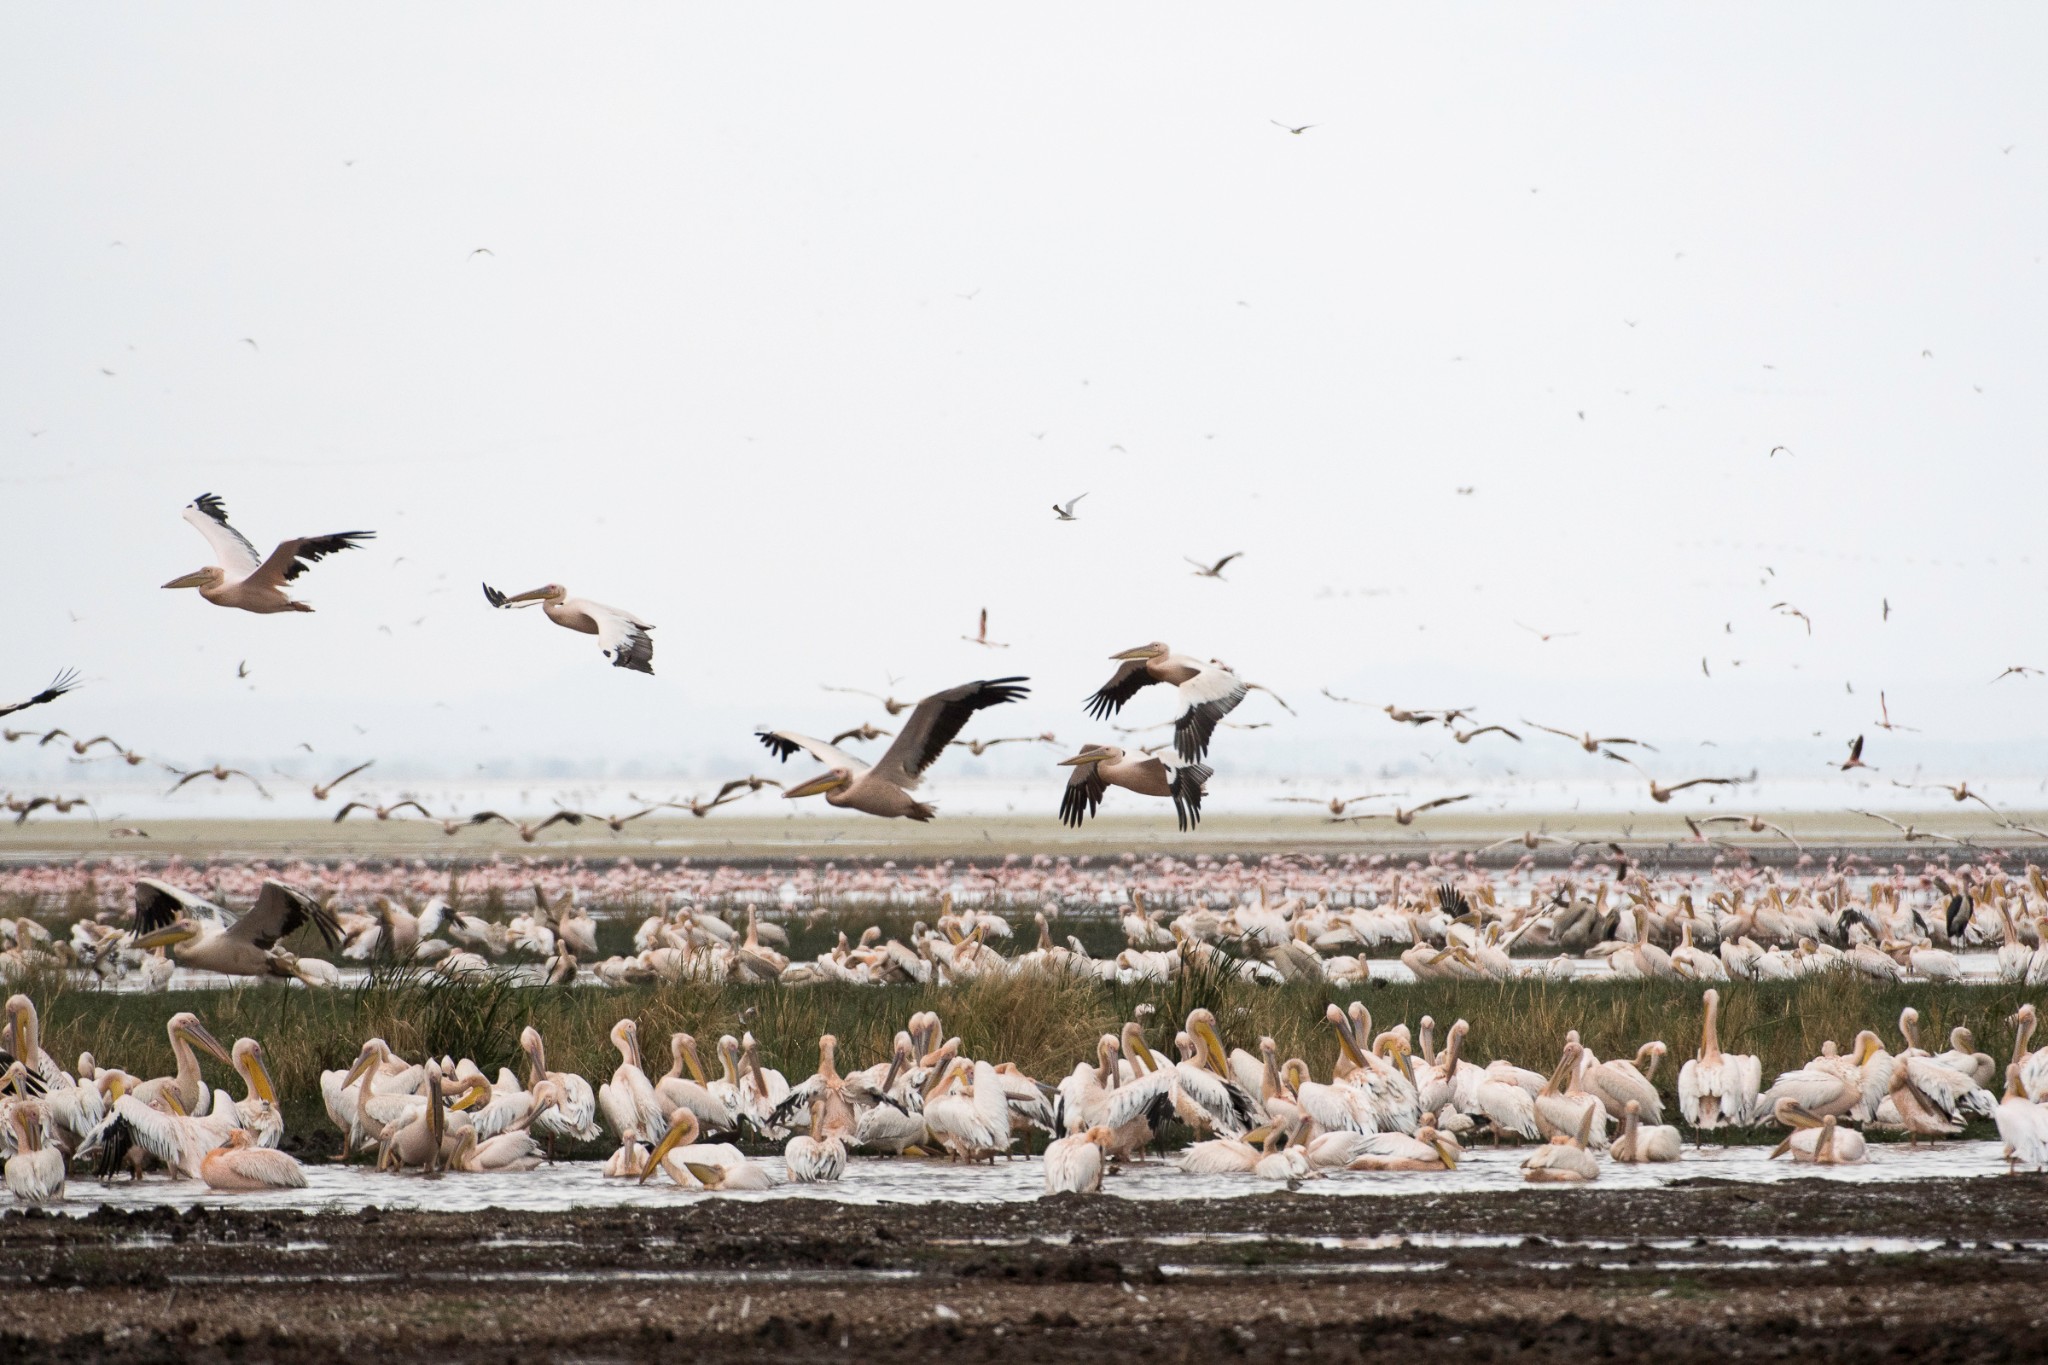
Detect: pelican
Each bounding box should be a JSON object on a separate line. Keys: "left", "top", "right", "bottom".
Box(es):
{"left": 1759, "top": 1033, "right": 1886, "bottom": 1120}
{"left": 226, "top": 1038, "right": 285, "bottom": 1148}
{"left": 91, "top": 1088, "right": 241, "bottom": 1180}
{"left": 1084, "top": 643, "right": 1246, "bottom": 763}
{"left": 1578, "top": 1042, "right": 1667, "bottom": 1125}
{"left": 598, "top": 1019, "right": 669, "bottom": 1150}
{"left": 1995, "top": 1064, "right": 2048, "bottom": 1172}
{"left": 132, "top": 879, "right": 341, "bottom": 980}
{"left": 482, "top": 582, "right": 655, "bottom": 674}
{"left": 1056, "top": 744, "right": 1211, "bottom": 831}
{"left": 1767, "top": 1099, "right": 1868, "bottom": 1164}
{"left": 162, "top": 493, "right": 373, "bottom": 613}
{"left": 1343, "top": 1125, "right": 1462, "bottom": 1172}
{"left": 133, "top": 1012, "right": 235, "bottom": 1114}
{"left": 3, "top": 994, "right": 67, "bottom": 1089}
{"left": 1042, "top": 1126, "right": 1111, "bottom": 1193}
{"left": 520, "top": 1026, "right": 601, "bottom": 1150}
{"left": 923, "top": 1058, "right": 1015, "bottom": 1162}
{"left": 1609, "top": 1100, "right": 1681, "bottom": 1162}
{"left": 1522, "top": 1105, "right": 1600, "bottom": 1182}
{"left": 783, "top": 1095, "right": 850, "bottom": 1182}
{"left": 201, "top": 1129, "right": 307, "bottom": 1190}
{"left": 1678, "top": 988, "right": 1762, "bottom": 1130}
{"left": 758, "top": 676, "right": 1031, "bottom": 821}
{"left": 655, "top": 1033, "right": 738, "bottom": 1135}
{"left": 640, "top": 1111, "right": 774, "bottom": 1189}
{"left": 4, "top": 1091, "right": 64, "bottom": 1204}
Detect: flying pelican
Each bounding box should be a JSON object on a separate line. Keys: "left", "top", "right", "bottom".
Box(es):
{"left": 0, "top": 669, "right": 78, "bottom": 720}
{"left": 333, "top": 799, "right": 430, "bottom": 823}
{"left": 1085, "top": 644, "right": 1245, "bottom": 763}
{"left": 758, "top": 676, "right": 1031, "bottom": 820}
{"left": 468, "top": 810, "right": 584, "bottom": 842}
{"left": 1523, "top": 722, "right": 1656, "bottom": 754}
{"left": 201, "top": 1129, "right": 307, "bottom": 1190}
{"left": 1057, "top": 744, "right": 1210, "bottom": 831}
{"left": 168, "top": 765, "right": 270, "bottom": 797}
{"left": 309, "top": 761, "right": 374, "bottom": 800}
{"left": 481, "top": 582, "right": 654, "bottom": 673}
{"left": 132, "top": 879, "right": 341, "bottom": 980}
{"left": 162, "top": 494, "right": 373, "bottom": 613}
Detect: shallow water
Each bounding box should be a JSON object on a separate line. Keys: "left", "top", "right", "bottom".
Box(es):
{"left": 29, "top": 1139, "right": 2019, "bottom": 1218}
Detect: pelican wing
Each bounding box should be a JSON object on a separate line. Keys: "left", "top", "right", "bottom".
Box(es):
{"left": 1084, "top": 659, "right": 1158, "bottom": 719}
{"left": 232, "top": 880, "right": 342, "bottom": 952}
{"left": 870, "top": 677, "right": 1030, "bottom": 789}
{"left": 1173, "top": 664, "right": 1248, "bottom": 763}
{"left": 1058, "top": 760, "right": 1108, "bottom": 828}
{"left": 756, "top": 730, "right": 869, "bottom": 775}
{"left": 182, "top": 495, "right": 263, "bottom": 579}
{"left": 0, "top": 669, "right": 79, "bottom": 720}
{"left": 1903, "top": 1056, "right": 1997, "bottom": 1120}
{"left": 1170, "top": 761, "right": 1211, "bottom": 832}
{"left": 1102, "top": 1068, "right": 1176, "bottom": 1129}
{"left": 1173, "top": 1063, "right": 1259, "bottom": 1137}
{"left": 572, "top": 598, "right": 655, "bottom": 674}
{"left": 244, "top": 531, "right": 375, "bottom": 591}
{"left": 133, "top": 878, "right": 232, "bottom": 935}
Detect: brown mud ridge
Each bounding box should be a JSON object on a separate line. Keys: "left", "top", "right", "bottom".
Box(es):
{"left": 4, "top": 1178, "right": 2048, "bottom": 1362}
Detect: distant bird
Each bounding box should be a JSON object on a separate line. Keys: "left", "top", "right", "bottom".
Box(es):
{"left": 1992, "top": 666, "right": 2043, "bottom": 683}
{"left": 1850, "top": 810, "right": 1963, "bottom": 845}
{"left": 1898, "top": 780, "right": 2001, "bottom": 817}
{"left": 168, "top": 765, "right": 270, "bottom": 798}
{"left": 1769, "top": 446, "right": 1793, "bottom": 458}
{"left": 236, "top": 661, "right": 250, "bottom": 679}
{"left": 1456, "top": 486, "right": 1475, "bottom": 495}
{"left": 66, "top": 735, "right": 123, "bottom": 757}
{"left": 163, "top": 495, "right": 374, "bottom": 614}
{"left": 1515, "top": 623, "right": 1579, "bottom": 642}
{"left": 469, "top": 810, "right": 584, "bottom": 842}
{"left": 1771, "top": 602, "right": 1813, "bottom": 635}
{"left": 1186, "top": 553, "right": 1242, "bottom": 580}
{"left": 1477, "top": 831, "right": 1574, "bottom": 853}
{"left": 1882, "top": 597, "right": 1892, "bottom": 621}
{"left": 1874, "top": 693, "right": 1919, "bottom": 732}
{"left": 1338, "top": 795, "right": 1473, "bottom": 826}
{"left": 0, "top": 670, "right": 79, "bottom": 720}
{"left": 1057, "top": 744, "right": 1210, "bottom": 831}
{"left": 1052, "top": 494, "right": 1087, "bottom": 521}
{"left": 758, "top": 677, "right": 1030, "bottom": 821}
{"left": 1840, "top": 735, "right": 1871, "bottom": 771}
{"left": 1526, "top": 722, "right": 1657, "bottom": 755}
{"left": 830, "top": 723, "right": 893, "bottom": 746}
{"left": 820, "top": 685, "right": 916, "bottom": 716}
{"left": 1696, "top": 814, "right": 1802, "bottom": 853}
{"left": 1275, "top": 793, "right": 1397, "bottom": 817}
{"left": 482, "top": 583, "right": 654, "bottom": 674}
{"left": 584, "top": 807, "right": 660, "bottom": 833}
{"left": 7, "top": 795, "right": 90, "bottom": 825}
{"left": 1605, "top": 752, "right": 1741, "bottom": 803}
{"left": 470, "top": 247, "right": 494, "bottom": 257}
{"left": 1086, "top": 644, "right": 1245, "bottom": 763}
{"left": 332, "top": 799, "right": 430, "bottom": 824}
{"left": 1454, "top": 725, "right": 1521, "bottom": 745}
{"left": 1269, "top": 120, "right": 1315, "bottom": 135}
{"left": 950, "top": 733, "right": 1058, "bottom": 757}
{"left": 309, "top": 760, "right": 374, "bottom": 801}
{"left": 961, "top": 608, "right": 1008, "bottom": 649}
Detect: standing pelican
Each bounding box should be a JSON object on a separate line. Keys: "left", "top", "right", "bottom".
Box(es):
{"left": 520, "top": 1026, "right": 600, "bottom": 1151}
{"left": 226, "top": 1038, "right": 285, "bottom": 1148}
{"left": 162, "top": 494, "right": 373, "bottom": 613}
{"left": 1084, "top": 644, "right": 1246, "bottom": 762}
{"left": 783, "top": 1095, "right": 849, "bottom": 1182}
{"left": 597, "top": 1019, "right": 669, "bottom": 1149}
{"left": 133, "top": 1012, "right": 235, "bottom": 1114}
{"left": 3, "top": 1088, "right": 64, "bottom": 1204}
{"left": 1996, "top": 1064, "right": 2048, "bottom": 1171}
{"left": 132, "top": 879, "right": 341, "bottom": 980}
{"left": 758, "top": 676, "right": 1031, "bottom": 821}
{"left": 1057, "top": 745, "right": 1210, "bottom": 831}
{"left": 1678, "top": 988, "right": 1762, "bottom": 1130}
{"left": 482, "top": 582, "right": 655, "bottom": 673}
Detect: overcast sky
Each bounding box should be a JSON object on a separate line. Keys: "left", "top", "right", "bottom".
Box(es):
{"left": 3, "top": 5, "right": 2045, "bottom": 806}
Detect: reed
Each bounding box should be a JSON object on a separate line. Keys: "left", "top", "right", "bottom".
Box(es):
{"left": 19, "top": 968, "right": 2036, "bottom": 1156}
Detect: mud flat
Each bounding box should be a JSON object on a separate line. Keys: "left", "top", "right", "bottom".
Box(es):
{"left": 4, "top": 1179, "right": 2047, "bottom": 1362}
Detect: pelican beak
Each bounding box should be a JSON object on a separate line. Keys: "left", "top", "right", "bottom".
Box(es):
{"left": 134, "top": 923, "right": 199, "bottom": 951}
{"left": 640, "top": 1119, "right": 691, "bottom": 1183}
{"left": 184, "top": 1019, "right": 234, "bottom": 1065}
{"left": 1434, "top": 1135, "right": 1460, "bottom": 1169}
{"left": 680, "top": 1035, "right": 708, "bottom": 1085}
{"left": 1242, "top": 1123, "right": 1276, "bottom": 1145}
{"left": 681, "top": 1161, "right": 721, "bottom": 1188}
{"left": 1057, "top": 749, "right": 1110, "bottom": 767}
{"left": 161, "top": 570, "right": 213, "bottom": 590}
{"left": 451, "top": 1078, "right": 490, "bottom": 1112}
{"left": 248, "top": 1046, "right": 278, "bottom": 1104}
{"left": 1193, "top": 1016, "right": 1229, "bottom": 1075}
{"left": 343, "top": 1049, "right": 376, "bottom": 1087}
{"left": 784, "top": 772, "right": 849, "bottom": 800}
{"left": 498, "top": 585, "right": 555, "bottom": 605}
{"left": 1109, "top": 644, "right": 1160, "bottom": 660}
{"left": 163, "top": 1089, "right": 188, "bottom": 1116}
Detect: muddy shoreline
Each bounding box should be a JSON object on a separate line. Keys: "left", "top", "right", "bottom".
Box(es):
{"left": 5, "top": 1180, "right": 2047, "bottom": 1361}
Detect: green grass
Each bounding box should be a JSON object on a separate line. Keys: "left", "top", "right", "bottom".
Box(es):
{"left": 20, "top": 970, "right": 2035, "bottom": 1158}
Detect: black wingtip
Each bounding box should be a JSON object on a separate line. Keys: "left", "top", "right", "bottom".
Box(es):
{"left": 756, "top": 732, "right": 800, "bottom": 763}
{"left": 482, "top": 583, "right": 507, "bottom": 609}
{"left": 191, "top": 493, "right": 229, "bottom": 523}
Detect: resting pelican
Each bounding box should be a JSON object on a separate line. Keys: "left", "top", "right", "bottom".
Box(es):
{"left": 598, "top": 1019, "right": 669, "bottom": 1149}
{"left": 1996, "top": 1064, "right": 2048, "bottom": 1172}
{"left": 1084, "top": 644, "right": 1245, "bottom": 763}
{"left": 4, "top": 994, "right": 67, "bottom": 1089}
{"left": 655, "top": 1033, "right": 738, "bottom": 1136}
{"left": 520, "top": 1026, "right": 601, "bottom": 1150}
{"left": 1578, "top": 1042, "right": 1667, "bottom": 1125}
{"left": 1678, "top": 988, "right": 1762, "bottom": 1130}
{"left": 1609, "top": 1100, "right": 1681, "bottom": 1163}
{"left": 1522, "top": 1105, "right": 1600, "bottom": 1182}
{"left": 4, "top": 1091, "right": 65, "bottom": 1204}
{"left": 133, "top": 1012, "right": 235, "bottom": 1114}
{"left": 1057, "top": 744, "right": 1211, "bottom": 831}
{"left": 1341, "top": 1125, "right": 1461, "bottom": 1172}
{"left": 923, "top": 1058, "right": 1015, "bottom": 1162}
{"left": 783, "top": 1095, "right": 849, "bottom": 1182}
{"left": 162, "top": 493, "right": 373, "bottom": 613}
{"left": 1767, "top": 1099, "right": 1868, "bottom": 1164}
{"left": 226, "top": 1038, "right": 285, "bottom": 1148}
{"left": 758, "top": 676, "right": 1031, "bottom": 821}
{"left": 1042, "top": 1126, "right": 1111, "bottom": 1193}
{"left": 482, "top": 582, "right": 655, "bottom": 673}
{"left": 132, "top": 879, "right": 341, "bottom": 981}
{"left": 640, "top": 1111, "right": 774, "bottom": 1189}
{"left": 201, "top": 1130, "right": 307, "bottom": 1190}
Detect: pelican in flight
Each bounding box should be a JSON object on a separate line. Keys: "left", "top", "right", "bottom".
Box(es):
{"left": 132, "top": 878, "right": 341, "bottom": 980}
{"left": 482, "top": 582, "right": 654, "bottom": 673}
{"left": 758, "top": 676, "right": 1030, "bottom": 821}
{"left": 1057, "top": 744, "right": 1210, "bottom": 831}
{"left": 162, "top": 494, "right": 373, "bottom": 613}
{"left": 0, "top": 669, "right": 78, "bottom": 720}
{"left": 1085, "top": 644, "right": 1245, "bottom": 763}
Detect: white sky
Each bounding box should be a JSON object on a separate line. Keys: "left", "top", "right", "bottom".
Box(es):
{"left": 3, "top": 5, "right": 2046, "bottom": 809}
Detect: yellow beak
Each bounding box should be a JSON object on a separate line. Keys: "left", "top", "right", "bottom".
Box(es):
{"left": 162, "top": 570, "right": 213, "bottom": 590}
{"left": 134, "top": 924, "right": 197, "bottom": 951}
{"left": 784, "top": 772, "right": 848, "bottom": 799}
{"left": 1058, "top": 751, "right": 1109, "bottom": 767}
{"left": 184, "top": 1019, "right": 235, "bottom": 1065}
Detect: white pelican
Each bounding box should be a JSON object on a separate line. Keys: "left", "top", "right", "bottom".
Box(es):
{"left": 1609, "top": 1100, "right": 1681, "bottom": 1163}
{"left": 1677, "top": 988, "right": 1762, "bottom": 1129}
{"left": 1759, "top": 1033, "right": 1885, "bottom": 1121}
{"left": 4, "top": 994, "right": 69, "bottom": 1089}
{"left": 1175, "top": 1125, "right": 1278, "bottom": 1173}
{"left": 1084, "top": 643, "right": 1246, "bottom": 763}
{"left": 1533, "top": 1043, "right": 1609, "bottom": 1149}
{"left": 1043, "top": 1126, "right": 1111, "bottom": 1192}
{"left": 163, "top": 493, "right": 373, "bottom": 614}
{"left": 597, "top": 1019, "right": 669, "bottom": 1150}
{"left": 1056, "top": 745, "right": 1211, "bottom": 831}
{"left": 1342, "top": 1125, "right": 1461, "bottom": 1172}
{"left": 1894, "top": 1007, "right": 1998, "bottom": 1123}
{"left": 133, "top": 1012, "right": 235, "bottom": 1115}
{"left": 2011, "top": 1005, "right": 2048, "bottom": 1100}
{"left": 132, "top": 879, "right": 341, "bottom": 981}
{"left": 202, "top": 1129, "right": 307, "bottom": 1190}
{"left": 4, "top": 1092, "right": 64, "bottom": 1204}
{"left": 783, "top": 1096, "right": 849, "bottom": 1182}
{"left": 1522, "top": 1105, "right": 1600, "bottom": 1183}
{"left": 1578, "top": 1042, "right": 1667, "bottom": 1125}
{"left": 226, "top": 1038, "right": 285, "bottom": 1148}
{"left": 1767, "top": 1099, "right": 1868, "bottom": 1165}
{"left": 767, "top": 1034, "right": 859, "bottom": 1141}
{"left": 758, "top": 676, "right": 1031, "bottom": 821}
{"left": 1995, "top": 1063, "right": 2048, "bottom": 1172}
{"left": 640, "top": 1111, "right": 775, "bottom": 1189}
{"left": 923, "top": 1058, "right": 1015, "bottom": 1163}
{"left": 653, "top": 1032, "right": 737, "bottom": 1136}
{"left": 520, "top": 1026, "right": 601, "bottom": 1151}
{"left": 482, "top": 582, "right": 655, "bottom": 673}
{"left": 92, "top": 1089, "right": 240, "bottom": 1180}
{"left": 376, "top": 1062, "right": 450, "bottom": 1172}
